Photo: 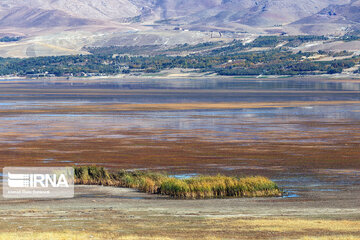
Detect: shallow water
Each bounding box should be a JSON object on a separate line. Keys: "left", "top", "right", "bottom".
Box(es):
{"left": 1, "top": 77, "right": 359, "bottom": 195}
{"left": 169, "top": 173, "right": 199, "bottom": 179}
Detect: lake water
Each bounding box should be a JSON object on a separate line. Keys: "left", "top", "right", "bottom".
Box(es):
{"left": 0, "top": 77, "right": 359, "bottom": 195}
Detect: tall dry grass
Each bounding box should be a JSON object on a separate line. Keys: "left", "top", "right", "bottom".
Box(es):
{"left": 0, "top": 232, "right": 176, "bottom": 240}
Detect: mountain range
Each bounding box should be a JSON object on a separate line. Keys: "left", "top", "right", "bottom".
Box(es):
{"left": 1, "top": 0, "right": 359, "bottom": 31}
{"left": 0, "top": 0, "right": 359, "bottom": 57}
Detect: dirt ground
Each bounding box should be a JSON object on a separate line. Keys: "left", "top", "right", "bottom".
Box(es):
{"left": 1, "top": 184, "right": 360, "bottom": 239}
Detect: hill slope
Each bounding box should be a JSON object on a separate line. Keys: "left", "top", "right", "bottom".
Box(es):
{"left": 0, "top": 0, "right": 359, "bottom": 58}
{"left": 155, "top": 0, "right": 350, "bottom": 28}
{"left": 290, "top": 0, "right": 360, "bottom": 35}
{"left": 0, "top": 7, "right": 96, "bottom": 28}
{"left": 0, "top": 0, "right": 355, "bottom": 29}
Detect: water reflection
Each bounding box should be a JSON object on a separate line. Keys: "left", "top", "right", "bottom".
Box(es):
{"left": 0, "top": 78, "right": 359, "bottom": 195}
{"left": 3, "top": 78, "right": 360, "bottom": 91}
{"left": 0, "top": 104, "right": 359, "bottom": 143}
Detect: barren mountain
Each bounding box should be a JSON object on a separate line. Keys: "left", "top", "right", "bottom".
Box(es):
{"left": 0, "top": 7, "right": 96, "bottom": 28}
{"left": 289, "top": 0, "right": 360, "bottom": 35}
{"left": 0, "top": 0, "right": 355, "bottom": 29}
{"left": 155, "top": 0, "right": 351, "bottom": 28}
{"left": 0, "top": 0, "right": 142, "bottom": 20}
{"left": 295, "top": 0, "right": 360, "bottom": 24}
{"left": 0, "top": 0, "right": 359, "bottom": 57}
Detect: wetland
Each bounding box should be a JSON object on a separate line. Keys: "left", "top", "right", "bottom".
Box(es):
{"left": 0, "top": 76, "right": 360, "bottom": 239}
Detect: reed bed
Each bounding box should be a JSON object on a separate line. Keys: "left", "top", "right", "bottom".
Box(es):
{"left": 74, "top": 166, "right": 282, "bottom": 199}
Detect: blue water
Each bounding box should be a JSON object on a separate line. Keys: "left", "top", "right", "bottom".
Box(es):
{"left": 169, "top": 173, "right": 199, "bottom": 179}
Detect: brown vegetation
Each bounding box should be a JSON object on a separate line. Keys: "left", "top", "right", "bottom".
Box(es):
{"left": 74, "top": 166, "right": 282, "bottom": 199}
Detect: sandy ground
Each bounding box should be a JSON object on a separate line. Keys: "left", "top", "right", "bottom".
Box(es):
{"left": 1, "top": 184, "right": 360, "bottom": 239}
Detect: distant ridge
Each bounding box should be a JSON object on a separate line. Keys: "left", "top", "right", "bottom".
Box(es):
{"left": 0, "top": 0, "right": 356, "bottom": 32}
{"left": 0, "top": 0, "right": 359, "bottom": 58}
{"left": 0, "top": 7, "right": 96, "bottom": 28}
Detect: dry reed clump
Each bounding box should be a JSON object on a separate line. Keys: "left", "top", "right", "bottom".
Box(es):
{"left": 74, "top": 166, "right": 282, "bottom": 199}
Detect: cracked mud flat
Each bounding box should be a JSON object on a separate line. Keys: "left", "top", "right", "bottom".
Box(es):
{"left": 0, "top": 77, "right": 359, "bottom": 239}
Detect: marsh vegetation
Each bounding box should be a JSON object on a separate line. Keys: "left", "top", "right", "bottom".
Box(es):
{"left": 74, "top": 166, "right": 282, "bottom": 199}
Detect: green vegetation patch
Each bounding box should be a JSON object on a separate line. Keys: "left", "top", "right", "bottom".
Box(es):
{"left": 1, "top": 35, "right": 357, "bottom": 77}
{"left": 249, "top": 35, "right": 328, "bottom": 48}
{"left": 74, "top": 166, "right": 282, "bottom": 199}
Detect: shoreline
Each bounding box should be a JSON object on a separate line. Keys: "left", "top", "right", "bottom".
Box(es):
{"left": 1, "top": 72, "right": 360, "bottom": 83}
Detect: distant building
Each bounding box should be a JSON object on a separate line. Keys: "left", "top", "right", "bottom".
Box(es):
{"left": 211, "top": 32, "right": 222, "bottom": 38}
